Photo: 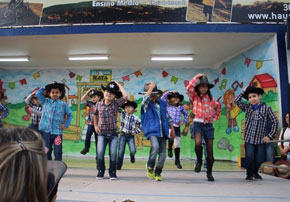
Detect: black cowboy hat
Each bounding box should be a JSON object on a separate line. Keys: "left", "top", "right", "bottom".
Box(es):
{"left": 138, "top": 83, "right": 163, "bottom": 96}
{"left": 195, "top": 76, "right": 214, "bottom": 91}
{"left": 167, "top": 92, "right": 184, "bottom": 102}
{"left": 121, "top": 100, "right": 138, "bottom": 109}
{"left": 45, "top": 82, "right": 65, "bottom": 99}
{"left": 242, "top": 86, "right": 264, "bottom": 100}
{"left": 101, "top": 81, "right": 122, "bottom": 98}
{"left": 89, "top": 89, "right": 104, "bottom": 99}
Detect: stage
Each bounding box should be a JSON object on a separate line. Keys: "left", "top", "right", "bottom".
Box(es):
{"left": 56, "top": 158, "right": 290, "bottom": 202}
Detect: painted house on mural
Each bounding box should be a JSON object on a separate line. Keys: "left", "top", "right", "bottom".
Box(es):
{"left": 249, "top": 73, "right": 277, "bottom": 94}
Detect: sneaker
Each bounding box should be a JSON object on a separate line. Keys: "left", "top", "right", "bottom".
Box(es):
{"left": 146, "top": 164, "right": 154, "bottom": 180}
{"left": 109, "top": 172, "right": 118, "bottom": 180}
{"left": 80, "top": 147, "right": 89, "bottom": 155}
{"left": 168, "top": 150, "right": 173, "bottom": 158}
{"left": 96, "top": 170, "right": 104, "bottom": 180}
{"left": 155, "top": 174, "right": 162, "bottom": 181}
{"left": 245, "top": 175, "right": 254, "bottom": 181}
{"left": 130, "top": 155, "right": 135, "bottom": 163}
{"left": 207, "top": 174, "right": 215, "bottom": 182}
{"left": 253, "top": 173, "right": 263, "bottom": 180}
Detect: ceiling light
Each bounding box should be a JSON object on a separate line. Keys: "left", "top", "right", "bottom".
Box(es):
{"left": 0, "top": 57, "right": 29, "bottom": 62}
{"left": 151, "top": 55, "right": 194, "bottom": 61}
{"left": 68, "top": 55, "right": 109, "bottom": 61}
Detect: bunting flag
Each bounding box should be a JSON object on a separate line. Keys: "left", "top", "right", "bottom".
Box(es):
{"left": 69, "top": 72, "right": 76, "bottom": 78}
{"left": 170, "top": 76, "right": 178, "bottom": 84}
{"left": 184, "top": 80, "right": 189, "bottom": 87}
{"left": 244, "top": 58, "right": 251, "bottom": 67}
{"left": 76, "top": 75, "right": 83, "bottom": 81}
{"left": 9, "top": 82, "right": 15, "bottom": 89}
{"left": 214, "top": 77, "right": 219, "bottom": 85}
{"left": 162, "top": 70, "right": 169, "bottom": 77}
{"left": 134, "top": 70, "right": 142, "bottom": 77}
{"left": 33, "top": 72, "right": 40, "bottom": 79}
{"left": 20, "top": 79, "right": 27, "bottom": 85}
{"left": 221, "top": 67, "right": 226, "bottom": 75}
{"left": 256, "top": 61, "right": 263, "bottom": 70}
{"left": 242, "top": 54, "right": 272, "bottom": 69}
{"left": 122, "top": 75, "right": 130, "bottom": 81}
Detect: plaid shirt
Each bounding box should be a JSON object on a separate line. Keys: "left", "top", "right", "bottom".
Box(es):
{"left": 0, "top": 102, "right": 9, "bottom": 126}
{"left": 36, "top": 88, "right": 72, "bottom": 135}
{"left": 186, "top": 76, "right": 221, "bottom": 123}
{"left": 94, "top": 97, "right": 126, "bottom": 134}
{"left": 161, "top": 91, "right": 188, "bottom": 127}
{"left": 142, "top": 95, "right": 173, "bottom": 136}
{"left": 120, "top": 110, "right": 141, "bottom": 135}
{"left": 235, "top": 91, "right": 278, "bottom": 144}
{"left": 25, "top": 93, "right": 42, "bottom": 125}
{"left": 86, "top": 100, "right": 97, "bottom": 125}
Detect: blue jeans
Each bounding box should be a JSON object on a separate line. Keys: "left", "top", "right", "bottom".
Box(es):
{"left": 265, "top": 143, "right": 274, "bottom": 163}
{"left": 245, "top": 142, "right": 265, "bottom": 176}
{"left": 84, "top": 125, "right": 97, "bottom": 148}
{"left": 117, "top": 133, "right": 136, "bottom": 168}
{"left": 147, "top": 136, "right": 167, "bottom": 175}
{"left": 97, "top": 134, "right": 118, "bottom": 174}
{"left": 42, "top": 132, "right": 63, "bottom": 161}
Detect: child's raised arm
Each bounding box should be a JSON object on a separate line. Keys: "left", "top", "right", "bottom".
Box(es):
{"left": 114, "top": 81, "right": 128, "bottom": 100}
{"left": 81, "top": 88, "right": 94, "bottom": 103}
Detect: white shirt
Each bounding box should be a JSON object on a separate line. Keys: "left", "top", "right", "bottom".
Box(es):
{"left": 278, "top": 127, "right": 290, "bottom": 147}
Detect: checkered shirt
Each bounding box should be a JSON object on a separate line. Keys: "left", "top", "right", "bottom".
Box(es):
{"left": 235, "top": 91, "right": 279, "bottom": 144}
{"left": 186, "top": 76, "right": 221, "bottom": 123}
{"left": 120, "top": 110, "right": 141, "bottom": 135}
{"left": 0, "top": 102, "right": 9, "bottom": 126}
{"left": 161, "top": 91, "right": 188, "bottom": 127}
{"left": 28, "top": 102, "right": 42, "bottom": 125}
{"left": 95, "top": 97, "right": 126, "bottom": 133}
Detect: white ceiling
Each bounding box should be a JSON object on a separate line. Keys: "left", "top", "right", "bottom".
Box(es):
{"left": 0, "top": 32, "right": 274, "bottom": 69}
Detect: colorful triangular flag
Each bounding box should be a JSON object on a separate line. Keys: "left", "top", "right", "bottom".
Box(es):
{"left": 170, "top": 76, "right": 178, "bottom": 84}
{"left": 69, "top": 72, "right": 76, "bottom": 78}
{"left": 9, "top": 82, "right": 15, "bottom": 89}
{"left": 20, "top": 79, "right": 27, "bottom": 85}
{"left": 134, "top": 70, "right": 142, "bottom": 77}
{"left": 256, "top": 61, "right": 263, "bottom": 70}
{"left": 245, "top": 58, "right": 251, "bottom": 67}
{"left": 33, "top": 72, "right": 40, "bottom": 79}
{"left": 76, "top": 75, "right": 83, "bottom": 81}
{"left": 162, "top": 70, "right": 169, "bottom": 77}
{"left": 122, "top": 75, "right": 130, "bottom": 81}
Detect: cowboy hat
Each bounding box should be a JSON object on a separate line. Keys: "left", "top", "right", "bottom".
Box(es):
{"left": 195, "top": 76, "right": 214, "bottom": 91}
{"left": 260, "top": 161, "right": 275, "bottom": 176}
{"left": 121, "top": 100, "right": 138, "bottom": 109}
{"left": 89, "top": 89, "right": 103, "bottom": 99}
{"left": 45, "top": 82, "right": 65, "bottom": 99}
{"left": 274, "top": 160, "right": 290, "bottom": 179}
{"left": 138, "top": 83, "right": 163, "bottom": 96}
{"left": 101, "top": 81, "right": 122, "bottom": 98}
{"left": 242, "top": 86, "right": 264, "bottom": 100}
{"left": 167, "top": 92, "right": 184, "bottom": 102}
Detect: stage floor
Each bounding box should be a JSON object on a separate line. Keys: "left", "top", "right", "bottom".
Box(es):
{"left": 56, "top": 158, "right": 289, "bottom": 202}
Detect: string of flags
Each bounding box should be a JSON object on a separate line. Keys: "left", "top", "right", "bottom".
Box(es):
{"left": 161, "top": 69, "right": 189, "bottom": 87}
{"left": 242, "top": 54, "right": 272, "bottom": 70}
{"left": 1, "top": 71, "right": 42, "bottom": 90}
{"left": 115, "top": 69, "right": 143, "bottom": 82}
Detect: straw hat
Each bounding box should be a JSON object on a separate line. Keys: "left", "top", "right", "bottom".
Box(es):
{"left": 260, "top": 161, "right": 275, "bottom": 176}
{"left": 274, "top": 160, "right": 290, "bottom": 179}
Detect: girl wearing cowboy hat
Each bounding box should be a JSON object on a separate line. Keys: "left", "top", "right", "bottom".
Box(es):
{"left": 80, "top": 88, "right": 103, "bottom": 155}
{"left": 161, "top": 90, "right": 188, "bottom": 169}
{"left": 186, "top": 73, "right": 221, "bottom": 181}
{"left": 235, "top": 86, "right": 278, "bottom": 180}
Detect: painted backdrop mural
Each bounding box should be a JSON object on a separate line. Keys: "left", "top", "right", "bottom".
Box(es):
{"left": 0, "top": 37, "right": 281, "bottom": 161}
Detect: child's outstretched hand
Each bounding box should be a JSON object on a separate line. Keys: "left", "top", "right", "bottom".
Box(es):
{"left": 195, "top": 73, "right": 205, "bottom": 78}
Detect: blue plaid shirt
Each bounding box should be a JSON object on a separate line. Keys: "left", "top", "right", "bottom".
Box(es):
{"left": 36, "top": 88, "right": 72, "bottom": 135}
{"left": 0, "top": 102, "right": 9, "bottom": 126}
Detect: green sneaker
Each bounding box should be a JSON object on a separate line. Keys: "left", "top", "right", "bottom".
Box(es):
{"left": 155, "top": 174, "right": 162, "bottom": 181}
{"left": 146, "top": 165, "right": 154, "bottom": 180}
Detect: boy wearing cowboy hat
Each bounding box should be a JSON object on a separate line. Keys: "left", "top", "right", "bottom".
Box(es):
{"left": 161, "top": 91, "right": 188, "bottom": 169}
{"left": 235, "top": 85, "right": 278, "bottom": 180}
{"left": 36, "top": 82, "right": 72, "bottom": 161}
{"left": 80, "top": 88, "right": 103, "bottom": 155}
{"left": 117, "top": 100, "right": 141, "bottom": 170}
{"left": 140, "top": 82, "right": 175, "bottom": 181}
{"left": 93, "top": 81, "right": 128, "bottom": 180}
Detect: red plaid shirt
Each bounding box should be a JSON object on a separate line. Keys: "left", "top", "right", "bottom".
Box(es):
{"left": 186, "top": 76, "right": 221, "bottom": 123}
{"left": 94, "top": 97, "right": 126, "bottom": 133}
